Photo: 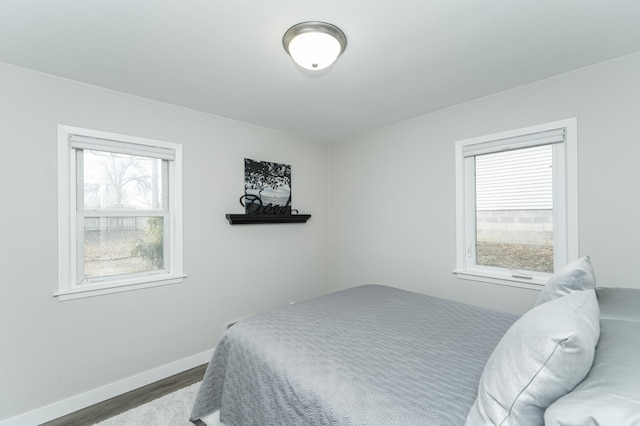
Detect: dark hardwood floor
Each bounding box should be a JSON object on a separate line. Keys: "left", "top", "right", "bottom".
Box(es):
{"left": 42, "top": 364, "right": 207, "bottom": 426}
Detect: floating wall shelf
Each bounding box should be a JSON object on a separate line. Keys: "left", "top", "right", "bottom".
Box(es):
{"left": 226, "top": 214, "right": 311, "bottom": 225}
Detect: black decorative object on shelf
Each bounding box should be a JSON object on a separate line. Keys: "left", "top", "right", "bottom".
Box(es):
{"left": 227, "top": 195, "right": 309, "bottom": 224}
{"left": 239, "top": 194, "right": 299, "bottom": 215}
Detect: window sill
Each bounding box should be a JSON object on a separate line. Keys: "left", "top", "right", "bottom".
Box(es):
{"left": 54, "top": 274, "right": 187, "bottom": 301}
{"left": 453, "top": 270, "right": 547, "bottom": 291}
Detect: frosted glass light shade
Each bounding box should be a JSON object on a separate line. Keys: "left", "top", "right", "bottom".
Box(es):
{"left": 283, "top": 22, "right": 347, "bottom": 71}
{"left": 288, "top": 32, "right": 341, "bottom": 70}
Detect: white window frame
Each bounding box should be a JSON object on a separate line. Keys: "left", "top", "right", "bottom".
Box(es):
{"left": 454, "top": 118, "right": 578, "bottom": 290}
{"left": 56, "top": 125, "right": 185, "bottom": 301}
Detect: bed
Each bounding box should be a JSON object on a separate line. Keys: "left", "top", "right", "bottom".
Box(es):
{"left": 190, "top": 284, "right": 518, "bottom": 425}
{"left": 191, "top": 259, "right": 640, "bottom": 425}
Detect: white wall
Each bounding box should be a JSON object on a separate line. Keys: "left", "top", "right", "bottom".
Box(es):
{"left": 329, "top": 52, "right": 640, "bottom": 315}
{"left": 4, "top": 47, "right": 640, "bottom": 424}
{"left": 0, "top": 63, "right": 329, "bottom": 422}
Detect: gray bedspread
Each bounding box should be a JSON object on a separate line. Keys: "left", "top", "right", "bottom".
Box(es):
{"left": 190, "top": 285, "right": 517, "bottom": 425}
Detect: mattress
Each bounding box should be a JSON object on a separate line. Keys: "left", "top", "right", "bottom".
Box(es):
{"left": 190, "top": 284, "right": 518, "bottom": 425}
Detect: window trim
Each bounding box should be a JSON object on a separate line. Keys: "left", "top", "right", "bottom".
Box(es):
{"left": 454, "top": 118, "right": 578, "bottom": 289}
{"left": 56, "top": 125, "right": 185, "bottom": 301}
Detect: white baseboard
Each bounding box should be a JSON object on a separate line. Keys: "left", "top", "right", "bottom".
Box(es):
{"left": 0, "top": 349, "right": 213, "bottom": 426}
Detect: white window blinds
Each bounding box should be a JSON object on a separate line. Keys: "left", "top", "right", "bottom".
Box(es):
{"left": 462, "top": 128, "right": 565, "bottom": 157}
{"left": 69, "top": 134, "right": 175, "bottom": 160}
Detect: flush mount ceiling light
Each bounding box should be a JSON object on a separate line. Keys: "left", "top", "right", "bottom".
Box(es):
{"left": 283, "top": 21, "right": 347, "bottom": 71}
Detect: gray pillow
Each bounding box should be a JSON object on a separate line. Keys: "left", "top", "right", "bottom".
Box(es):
{"left": 545, "top": 314, "right": 640, "bottom": 425}
{"left": 535, "top": 256, "right": 595, "bottom": 306}
{"left": 465, "top": 290, "right": 600, "bottom": 426}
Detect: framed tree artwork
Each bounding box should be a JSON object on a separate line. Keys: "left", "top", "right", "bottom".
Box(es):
{"left": 244, "top": 158, "right": 292, "bottom": 214}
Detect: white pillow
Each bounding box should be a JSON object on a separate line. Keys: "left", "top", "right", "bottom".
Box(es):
{"left": 465, "top": 290, "right": 600, "bottom": 426}
{"left": 535, "top": 256, "right": 595, "bottom": 306}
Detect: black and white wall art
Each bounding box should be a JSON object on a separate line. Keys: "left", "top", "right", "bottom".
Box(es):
{"left": 244, "top": 158, "right": 292, "bottom": 214}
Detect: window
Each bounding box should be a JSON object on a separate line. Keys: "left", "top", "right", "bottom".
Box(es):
{"left": 454, "top": 119, "right": 578, "bottom": 289}
{"left": 57, "top": 125, "right": 184, "bottom": 300}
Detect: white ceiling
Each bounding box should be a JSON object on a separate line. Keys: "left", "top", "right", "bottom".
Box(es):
{"left": 1, "top": 1, "right": 640, "bottom": 143}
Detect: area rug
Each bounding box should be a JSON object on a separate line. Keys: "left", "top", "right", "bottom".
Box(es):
{"left": 95, "top": 382, "right": 200, "bottom": 425}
